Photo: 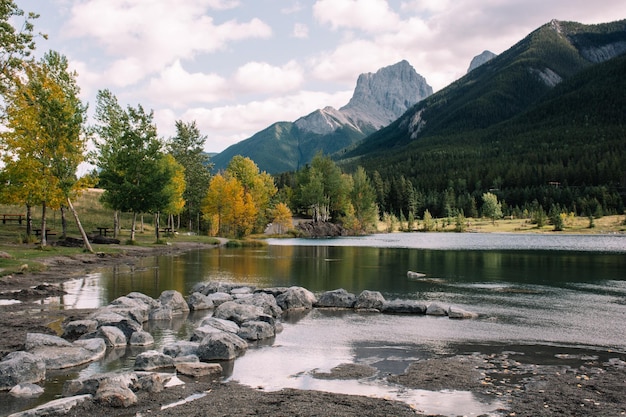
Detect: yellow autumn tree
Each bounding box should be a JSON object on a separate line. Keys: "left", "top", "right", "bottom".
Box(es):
{"left": 270, "top": 202, "right": 293, "bottom": 234}
{"left": 160, "top": 154, "right": 186, "bottom": 232}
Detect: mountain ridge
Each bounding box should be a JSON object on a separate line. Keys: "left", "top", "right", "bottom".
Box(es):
{"left": 211, "top": 60, "right": 432, "bottom": 174}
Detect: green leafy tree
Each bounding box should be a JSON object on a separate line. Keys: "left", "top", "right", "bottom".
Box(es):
{"left": 348, "top": 167, "right": 378, "bottom": 233}
{"left": 0, "top": 51, "right": 92, "bottom": 250}
{"left": 0, "top": 1, "right": 45, "bottom": 93}
{"left": 422, "top": 209, "right": 435, "bottom": 231}
{"left": 93, "top": 90, "right": 174, "bottom": 242}
{"left": 481, "top": 192, "right": 503, "bottom": 224}
{"left": 167, "top": 120, "right": 212, "bottom": 232}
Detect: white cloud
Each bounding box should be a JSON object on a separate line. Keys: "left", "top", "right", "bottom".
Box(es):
{"left": 292, "top": 23, "right": 309, "bottom": 39}
{"left": 206, "top": 0, "right": 240, "bottom": 10}
{"left": 63, "top": 0, "right": 272, "bottom": 85}
{"left": 313, "top": 0, "right": 400, "bottom": 32}
{"left": 145, "top": 61, "right": 230, "bottom": 107}
{"left": 234, "top": 61, "right": 304, "bottom": 94}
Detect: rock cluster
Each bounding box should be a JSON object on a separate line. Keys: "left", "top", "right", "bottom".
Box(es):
{"left": 2, "top": 281, "right": 476, "bottom": 415}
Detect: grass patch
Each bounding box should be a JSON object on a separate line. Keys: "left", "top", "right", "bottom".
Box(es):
{"left": 225, "top": 239, "right": 268, "bottom": 248}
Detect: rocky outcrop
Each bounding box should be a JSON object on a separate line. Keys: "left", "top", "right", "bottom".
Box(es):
{"left": 467, "top": 50, "right": 497, "bottom": 73}
{"left": 296, "top": 221, "right": 346, "bottom": 238}
{"left": 196, "top": 332, "right": 248, "bottom": 361}
{"left": 25, "top": 334, "right": 106, "bottom": 370}
{"left": 355, "top": 290, "right": 385, "bottom": 311}
{"left": 276, "top": 286, "right": 317, "bottom": 311}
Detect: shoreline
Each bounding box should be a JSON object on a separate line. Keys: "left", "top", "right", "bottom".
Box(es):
{"left": 1, "top": 240, "right": 626, "bottom": 416}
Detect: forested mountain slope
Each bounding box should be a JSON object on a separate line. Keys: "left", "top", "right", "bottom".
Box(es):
{"left": 339, "top": 19, "right": 626, "bottom": 217}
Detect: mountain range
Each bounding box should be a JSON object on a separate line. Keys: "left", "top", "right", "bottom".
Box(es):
{"left": 211, "top": 60, "right": 432, "bottom": 174}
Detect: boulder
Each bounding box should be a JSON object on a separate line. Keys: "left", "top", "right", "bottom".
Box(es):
{"left": 425, "top": 303, "right": 447, "bottom": 316}
{"left": 255, "top": 287, "right": 289, "bottom": 297}
{"left": 26, "top": 334, "right": 106, "bottom": 370}
{"left": 89, "top": 311, "right": 142, "bottom": 339}
{"left": 196, "top": 331, "right": 248, "bottom": 361}
{"left": 158, "top": 290, "right": 190, "bottom": 315}
{"left": 207, "top": 292, "right": 233, "bottom": 306}
{"left": 200, "top": 281, "right": 244, "bottom": 295}
{"left": 134, "top": 350, "right": 174, "bottom": 371}
{"left": 231, "top": 286, "right": 254, "bottom": 296}
{"left": 275, "top": 286, "right": 317, "bottom": 311}
{"left": 191, "top": 325, "right": 228, "bottom": 342}
{"left": 89, "top": 326, "right": 127, "bottom": 347}
{"left": 236, "top": 292, "right": 283, "bottom": 317}
{"left": 148, "top": 306, "right": 173, "bottom": 321}
{"left": 129, "top": 330, "right": 154, "bottom": 346}
{"left": 63, "top": 371, "right": 136, "bottom": 397}
{"left": 316, "top": 289, "right": 356, "bottom": 308}
{"left": 7, "top": 394, "right": 93, "bottom": 417}
{"left": 214, "top": 301, "right": 274, "bottom": 326}
{"left": 0, "top": 351, "right": 46, "bottom": 391}
{"left": 186, "top": 292, "right": 214, "bottom": 311}
{"left": 199, "top": 317, "right": 240, "bottom": 334}
{"left": 107, "top": 295, "right": 153, "bottom": 323}
{"left": 126, "top": 292, "right": 159, "bottom": 308}
{"left": 162, "top": 341, "right": 200, "bottom": 358}
{"left": 132, "top": 372, "right": 165, "bottom": 393}
{"left": 9, "top": 382, "right": 44, "bottom": 398}
{"left": 381, "top": 299, "right": 427, "bottom": 314}
{"left": 355, "top": 290, "right": 385, "bottom": 311}
{"left": 62, "top": 319, "right": 98, "bottom": 340}
{"left": 238, "top": 321, "right": 275, "bottom": 341}
{"left": 175, "top": 362, "right": 222, "bottom": 379}
{"left": 448, "top": 306, "right": 478, "bottom": 319}
{"left": 95, "top": 380, "right": 137, "bottom": 408}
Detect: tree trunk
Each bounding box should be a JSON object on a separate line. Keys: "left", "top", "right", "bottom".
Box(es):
{"left": 67, "top": 197, "right": 94, "bottom": 253}
{"left": 130, "top": 212, "right": 137, "bottom": 241}
{"left": 113, "top": 210, "right": 120, "bottom": 238}
{"left": 60, "top": 206, "right": 68, "bottom": 239}
{"left": 40, "top": 201, "right": 47, "bottom": 247}
{"left": 140, "top": 214, "right": 144, "bottom": 233}
{"left": 155, "top": 212, "right": 160, "bottom": 241}
{"left": 177, "top": 214, "right": 180, "bottom": 230}
{"left": 26, "top": 205, "right": 32, "bottom": 237}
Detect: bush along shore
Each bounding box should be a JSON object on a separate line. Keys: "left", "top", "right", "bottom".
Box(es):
{"left": 0, "top": 280, "right": 477, "bottom": 416}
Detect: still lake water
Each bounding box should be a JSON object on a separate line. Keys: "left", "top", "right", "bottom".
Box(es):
{"left": 6, "top": 233, "right": 626, "bottom": 416}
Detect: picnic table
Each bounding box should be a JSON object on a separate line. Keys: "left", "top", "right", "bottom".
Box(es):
{"left": 1, "top": 214, "right": 25, "bottom": 224}
{"left": 33, "top": 229, "right": 56, "bottom": 237}
{"left": 95, "top": 227, "right": 111, "bottom": 236}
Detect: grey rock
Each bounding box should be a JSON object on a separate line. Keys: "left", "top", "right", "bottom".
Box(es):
{"left": 425, "top": 303, "right": 447, "bottom": 316}
{"left": 0, "top": 351, "right": 46, "bottom": 391}
{"left": 107, "top": 295, "right": 153, "bottom": 323}
{"left": 26, "top": 334, "right": 106, "bottom": 370}
{"left": 126, "top": 292, "right": 159, "bottom": 308}
{"left": 255, "top": 287, "right": 290, "bottom": 297}
{"left": 197, "top": 331, "right": 248, "bottom": 361}
{"left": 89, "top": 311, "right": 142, "bottom": 339}
{"left": 149, "top": 306, "right": 173, "bottom": 320}
{"left": 448, "top": 305, "right": 478, "bottom": 319}
{"left": 238, "top": 321, "right": 275, "bottom": 341}
{"left": 187, "top": 292, "right": 214, "bottom": 310}
{"left": 158, "top": 290, "right": 190, "bottom": 315}
{"left": 94, "top": 325, "right": 127, "bottom": 347}
{"left": 381, "top": 299, "right": 427, "bottom": 314}
{"left": 199, "top": 317, "right": 240, "bottom": 334}
{"left": 316, "top": 289, "right": 356, "bottom": 308}
{"left": 355, "top": 290, "right": 385, "bottom": 311}
{"left": 275, "top": 286, "right": 317, "bottom": 311}
{"left": 207, "top": 291, "right": 233, "bottom": 306}
{"left": 95, "top": 380, "right": 137, "bottom": 408}
{"left": 63, "top": 371, "right": 136, "bottom": 397}
{"left": 129, "top": 330, "right": 154, "bottom": 346}
{"left": 175, "top": 362, "right": 222, "bottom": 379}
{"left": 235, "top": 292, "right": 283, "bottom": 317}
{"left": 62, "top": 320, "right": 98, "bottom": 340}
{"left": 7, "top": 394, "right": 92, "bottom": 417}
{"left": 214, "top": 301, "right": 274, "bottom": 326}
{"left": 132, "top": 372, "right": 165, "bottom": 393}
{"left": 9, "top": 383, "right": 44, "bottom": 397}
{"left": 134, "top": 350, "right": 174, "bottom": 371}
{"left": 162, "top": 341, "right": 200, "bottom": 358}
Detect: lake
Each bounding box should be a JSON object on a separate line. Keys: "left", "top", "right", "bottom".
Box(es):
{"left": 9, "top": 233, "right": 626, "bottom": 416}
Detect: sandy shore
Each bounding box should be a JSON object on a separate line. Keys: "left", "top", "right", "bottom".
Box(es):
{"left": 1, "top": 242, "right": 625, "bottom": 417}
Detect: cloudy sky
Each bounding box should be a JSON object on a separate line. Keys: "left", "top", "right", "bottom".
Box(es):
{"left": 18, "top": 0, "right": 626, "bottom": 153}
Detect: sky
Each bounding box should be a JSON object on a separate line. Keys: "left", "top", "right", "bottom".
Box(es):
{"left": 16, "top": 0, "right": 626, "bottom": 154}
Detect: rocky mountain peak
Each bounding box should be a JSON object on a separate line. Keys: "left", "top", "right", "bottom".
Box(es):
{"left": 340, "top": 60, "right": 433, "bottom": 129}
{"left": 467, "top": 50, "right": 497, "bottom": 73}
